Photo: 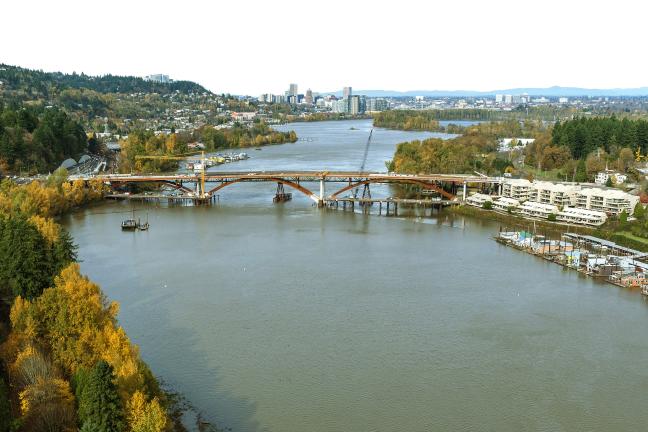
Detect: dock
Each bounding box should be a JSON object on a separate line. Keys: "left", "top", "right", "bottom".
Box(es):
{"left": 325, "top": 197, "right": 458, "bottom": 216}
{"left": 495, "top": 230, "right": 648, "bottom": 295}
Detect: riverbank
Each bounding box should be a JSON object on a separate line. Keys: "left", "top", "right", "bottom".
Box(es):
{"left": 451, "top": 204, "right": 648, "bottom": 252}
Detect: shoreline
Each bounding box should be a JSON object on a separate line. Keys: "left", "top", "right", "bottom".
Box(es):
{"left": 450, "top": 204, "right": 648, "bottom": 252}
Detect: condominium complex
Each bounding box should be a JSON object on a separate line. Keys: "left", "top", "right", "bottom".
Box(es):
{"left": 576, "top": 188, "right": 639, "bottom": 216}
{"left": 501, "top": 179, "right": 639, "bottom": 216}
{"left": 501, "top": 179, "right": 535, "bottom": 201}
{"left": 557, "top": 207, "right": 608, "bottom": 226}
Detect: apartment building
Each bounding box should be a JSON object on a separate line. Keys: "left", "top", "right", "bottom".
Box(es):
{"left": 576, "top": 188, "right": 639, "bottom": 215}
{"left": 501, "top": 179, "right": 534, "bottom": 201}
{"left": 517, "top": 201, "right": 559, "bottom": 219}
{"left": 557, "top": 207, "right": 607, "bottom": 226}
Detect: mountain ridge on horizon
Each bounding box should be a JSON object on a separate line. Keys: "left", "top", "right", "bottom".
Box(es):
{"left": 318, "top": 86, "right": 648, "bottom": 98}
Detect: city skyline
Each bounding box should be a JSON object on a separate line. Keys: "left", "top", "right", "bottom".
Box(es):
{"left": 2, "top": 0, "right": 648, "bottom": 95}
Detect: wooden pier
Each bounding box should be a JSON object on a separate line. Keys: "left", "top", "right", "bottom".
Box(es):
{"left": 106, "top": 193, "right": 218, "bottom": 206}
{"left": 325, "top": 197, "right": 458, "bottom": 216}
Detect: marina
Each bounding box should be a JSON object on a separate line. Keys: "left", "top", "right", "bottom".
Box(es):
{"left": 496, "top": 229, "right": 648, "bottom": 294}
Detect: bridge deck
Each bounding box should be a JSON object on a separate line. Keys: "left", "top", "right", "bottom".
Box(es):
{"left": 77, "top": 171, "right": 502, "bottom": 184}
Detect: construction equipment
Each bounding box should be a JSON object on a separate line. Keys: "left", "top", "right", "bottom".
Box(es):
{"left": 354, "top": 129, "right": 373, "bottom": 199}
{"left": 135, "top": 151, "right": 207, "bottom": 197}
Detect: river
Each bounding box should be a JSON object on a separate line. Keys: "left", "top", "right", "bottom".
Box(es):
{"left": 62, "top": 119, "right": 648, "bottom": 432}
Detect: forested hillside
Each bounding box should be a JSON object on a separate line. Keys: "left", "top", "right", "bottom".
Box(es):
{"left": 0, "top": 104, "right": 87, "bottom": 173}
{"left": 0, "top": 64, "right": 207, "bottom": 98}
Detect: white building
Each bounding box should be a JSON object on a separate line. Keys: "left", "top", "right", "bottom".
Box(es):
{"left": 502, "top": 179, "right": 535, "bottom": 201}
{"left": 144, "top": 74, "right": 171, "bottom": 83}
{"left": 517, "top": 201, "right": 559, "bottom": 219}
{"left": 498, "top": 138, "right": 535, "bottom": 152}
{"left": 466, "top": 193, "right": 497, "bottom": 207}
{"left": 595, "top": 170, "right": 628, "bottom": 185}
{"left": 557, "top": 207, "right": 607, "bottom": 226}
{"left": 576, "top": 188, "right": 640, "bottom": 215}
{"left": 493, "top": 197, "right": 520, "bottom": 212}
{"left": 531, "top": 181, "right": 580, "bottom": 206}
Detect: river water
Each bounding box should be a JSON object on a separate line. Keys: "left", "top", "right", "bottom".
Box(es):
{"left": 62, "top": 120, "right": 648, "bottom": 432}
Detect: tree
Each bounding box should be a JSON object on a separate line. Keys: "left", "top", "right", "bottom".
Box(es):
{"left": 575, "top": 159, "right": 587, "bottom": 182}
{"left": 482, "top": 201, "right": 493, "bottom": 210}
{"left": 0, "top": 378, "right": 11, "bottom": 432}
{"left": 617, "top": 147, "right": 634, "bottom": 171}
{"left": 78, "top": 361, "right": 125, "bottom": 432}
{"left": 633, "top": 203, "right": 645, "bottom": 220}
{"left": 548, "top": 213, "right": 557, "bottom": 222}
{"left": 0, "top": 215, "right": 75, "bottom": 300}
{"left": 127, "top": 391, "right": 167, "bottom": 432}
{"left": 605, "top": 176, "right": 613, "bottom": 187}
{"left": 620, "top": 210, "right": 629, "bottom": 226}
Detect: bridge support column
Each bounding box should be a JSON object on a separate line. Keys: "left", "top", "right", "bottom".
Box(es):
{"left": 462, "top": 182, "right": 467, "bottom": 201}
{"left": 319, "top": 179, "right": 325, "bottom": 207}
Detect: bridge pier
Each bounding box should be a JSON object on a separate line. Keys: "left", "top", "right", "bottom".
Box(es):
{"left": 462, "top": 182, "right": 467, "bottom": 201}
{"left": 318, "top": 179, "right": 326, "bottom": 207}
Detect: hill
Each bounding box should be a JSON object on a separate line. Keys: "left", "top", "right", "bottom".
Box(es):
{"left": 0, "top": 64, "right": 208, "bottom": 97}
{"left": 322, "top": 86, "right": 648, "bottom": 98}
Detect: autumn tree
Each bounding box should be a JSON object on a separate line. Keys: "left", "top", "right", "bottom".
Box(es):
{"left": 127, "top": 391, "right": 167, "bottom": 432}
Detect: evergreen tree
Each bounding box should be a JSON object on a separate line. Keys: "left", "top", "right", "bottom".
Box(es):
{"left": 0, "top": 378, "right": 11, "bottom": 432}
{"left": 0, "top": 215, "right": 76, "bottom": 300}
{"left": 78, "top": 361, "right": 125, "bottom": 432}
{"left": 575, "top": 159, "right": 587, "bottom": 182}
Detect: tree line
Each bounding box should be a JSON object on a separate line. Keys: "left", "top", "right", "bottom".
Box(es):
{"left": 0, "top": 104, "right": 88, "bottom": 173}
{"left": 552, "top": 116, "right": 648, "bottom": 159}
{"left": 0, "top": 64, "right": 207, "bottom": 98}
{"left": 388, "top": 120, "right": 545, "bottom": 175}
{"left": 0, "top": 175, "right": 175, "bottom": 431}
{"left": 120, "top": 122, "right": 298, "bottom": 173}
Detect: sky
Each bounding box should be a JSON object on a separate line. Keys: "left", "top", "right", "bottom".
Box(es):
{"left": 2, "top": 0, "right": 647, "bottom": 95}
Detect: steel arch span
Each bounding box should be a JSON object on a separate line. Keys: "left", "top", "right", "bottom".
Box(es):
{"left": 207, "top": 178, "right": 319, "bottom": 202}
{"left": 108, "top": 179, "right": 195, "bottom": 194}
{"left": 329, "top": 179, "right": 456, "bottom": 200}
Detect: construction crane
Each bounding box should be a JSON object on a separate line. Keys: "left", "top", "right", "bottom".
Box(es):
{"left": 135, "top": 151, "right": 207, "bottom": 197}
{"left": 353, "top": 128, "right": 373, "bottom": 199}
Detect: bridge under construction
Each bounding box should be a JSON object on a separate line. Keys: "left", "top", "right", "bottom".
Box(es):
{"left": 75, "top": 171, "right": 504, "bottom": 206}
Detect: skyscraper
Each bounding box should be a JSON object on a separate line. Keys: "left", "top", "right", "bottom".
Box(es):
{"left": 305, "top": 89, "right": 313, "bottom": 105}
{"left": 289, "top": 83, "right": 298, "bottom": 96}
{"left": 343, "top": 86, "right": 352, "bottom": 99}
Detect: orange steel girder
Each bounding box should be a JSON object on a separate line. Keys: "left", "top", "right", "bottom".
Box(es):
{"left": 207, "top": 177, "right": 316, "bottom": 199}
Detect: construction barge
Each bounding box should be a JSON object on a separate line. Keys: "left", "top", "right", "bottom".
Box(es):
{"left": 495, "top": 230, "right": 648, "bottom": 296}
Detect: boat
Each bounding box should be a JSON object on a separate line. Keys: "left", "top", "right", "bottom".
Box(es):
{"left": 121, "top": 210, "right": 137, "bottom": 231}
{"left": 255, "top": 147, "right": 262, "bottom": 151}
{"left": 137, "top": 213, "right": 150, "bottom": 231}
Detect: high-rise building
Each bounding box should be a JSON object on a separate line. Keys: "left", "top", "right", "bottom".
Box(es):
{"left": 305, "top": 89, "right": 313, "bottom": 105}
{"left": 367, "top": 98, "right": 388, "bottom": 112}
{"left": 289, "top": 83, "right": 298, "bottom": 96}
{"left": 343, "top": 86, "right": 352, "bottom": 99}
{"left": 144, "top": 74, "right": 171, "bottom": 83}
{"left": 495, "top": 94, "right": 503, "bottom": 103}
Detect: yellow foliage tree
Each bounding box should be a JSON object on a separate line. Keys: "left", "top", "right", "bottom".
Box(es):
{"left": 10, "top": 264, "right": 147, "bottom": 399}
{"left": 28, "top": 215, "right": 61, "bottom": 244}
{"left": 127, "top": 390, "right": 168, "bottom": 432}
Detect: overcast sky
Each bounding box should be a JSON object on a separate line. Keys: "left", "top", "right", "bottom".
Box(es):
{"left": 2, "top": 0, "right": 647, "bottom": 95}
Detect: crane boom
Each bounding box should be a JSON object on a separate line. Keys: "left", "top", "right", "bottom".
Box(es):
{"left": 353, "top": 129, "right": 373, "bottom": 199}
{"left": 359, "top": 128, "right": 373, "bottom": 173}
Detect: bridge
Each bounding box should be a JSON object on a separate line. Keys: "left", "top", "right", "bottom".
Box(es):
{"left": 76, "top": 171, "right": 503, "bottom": 205}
